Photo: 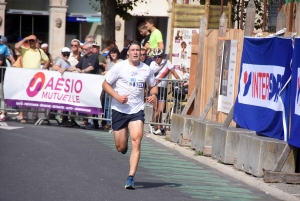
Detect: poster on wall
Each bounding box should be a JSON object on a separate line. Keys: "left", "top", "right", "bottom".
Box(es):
{"left": 172, "top": 28, "right": 198, "bottom": 78}
{"left": 218, "top": 40, "right": 238, "bottom": 113}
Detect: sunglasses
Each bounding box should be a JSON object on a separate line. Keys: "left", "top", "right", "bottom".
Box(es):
{"left": 62, "top": 53, "right": 70, "bottom": 57}
{"left": 28, "top": 39, "right": 36, "bottom": 43}
{"left": 71, "top": 44, "right": 78, "bottom": 47}
{"left": 154, "top": 55, "right": 161, "bottom": 59}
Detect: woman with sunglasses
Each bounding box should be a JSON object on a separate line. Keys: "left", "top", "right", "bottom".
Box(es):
{"left": 53, "top": 47, "right": 76, "bottom": 127}
{"left": 149, "top": 48, "right": 181, "bottom": 135}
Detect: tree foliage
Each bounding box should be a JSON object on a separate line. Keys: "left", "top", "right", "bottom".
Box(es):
{"left": 89, "top": 0, "right": 146, "bottom": 47}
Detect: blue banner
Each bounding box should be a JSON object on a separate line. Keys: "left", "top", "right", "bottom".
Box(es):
{"left": 289, "top": 38, "right": 300, "bottom": 147}
{"left": 233, "top": 37, "right": 293, "bottom": 140}
{"left": 67, "top": 17, "right": 101, "bottom": 23}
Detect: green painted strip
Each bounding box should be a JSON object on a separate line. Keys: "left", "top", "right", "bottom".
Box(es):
{"left": 181, "top": 190, "right": 261, "bottom": 199}
{"left": 178, "top": 185, "right": 253, "bottom": 194}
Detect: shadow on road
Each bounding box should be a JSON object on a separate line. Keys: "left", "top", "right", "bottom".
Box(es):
{"left": 135, "top": 181, "right": 182, "bottom": 189}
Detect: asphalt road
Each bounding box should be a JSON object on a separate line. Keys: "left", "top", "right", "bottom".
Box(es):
{"left": 0, "top": 121, "right": 279, "bottom": 201}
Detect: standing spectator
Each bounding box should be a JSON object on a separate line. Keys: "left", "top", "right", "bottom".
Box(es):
{"left": 15, "top": 34, "right": 50, "bottom": 123}
{"left": 120, "top": 39, "right": 131, "bottom": 60}
{"left": 101, "top": 37, "right": 116, "bottom": 58}
{"left": 149, "top": 48, "right": 181, "bottom": 135}
{"left": 85, "top": 35, "right": 94, "bottom": 43}
{"left": 138, "top": 22, "right": 151, "bottom": 51}
{"left": 91, "top": 41, "right": 107, "bottom": 74}
{"left": 102, "top": 47, "right": 123, "bottom": 131}
{"left": 68, "top": 39, "right": 81, "bottom": 67}
{"left": 139, "top": 48, "right": 152, "bottom": 66}
{"left": 0, "top": 36, "right": 15, "bottom": 66}
{"left": 53, "top": 47, "right": 76, "bottom": 127}
{"left": 145, "top": 17, "right": 164, "bottom": 51}
{"left": 0, "top": 53, "right": 7, "bottom": 121}
{"left": 76, "top": 42, "right": 99, "bottom": 129}
{"left": 41, "top": 43, "right": 53, "bottom": 69}
{"left": 102, "top": 41, "right": 158, "bottom": 189}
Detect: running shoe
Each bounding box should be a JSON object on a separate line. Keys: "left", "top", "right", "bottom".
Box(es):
{"left": 125, "top": 176, "right": 135, "bottom": 189}
{"left": 121, "top": 134, "right": 128, "bottom": 154}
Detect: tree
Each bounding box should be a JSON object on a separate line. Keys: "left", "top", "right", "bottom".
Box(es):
{"left": 90, "top": 0, "right": 146, "bottom": 47}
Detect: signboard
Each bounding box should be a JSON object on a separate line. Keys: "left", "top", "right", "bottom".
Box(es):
{"left": 171, "top": 28, "right": 198, "bottom": 78}
{"left": 4, "top": 68, "right": 104, "bottom": 114}
{"left": 67, "top": 16, "right": 101, "bottom": 23}
{"left": 218, "top": 40, "right": 238, "bottom": 113}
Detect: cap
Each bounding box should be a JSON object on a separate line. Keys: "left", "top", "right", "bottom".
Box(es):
{"left": 1, "top": 36, "right": 7, "bottom": 43}
{"left": 61, "top": 47, "right": 71, "bottom": 53}
{"left": 41, "top": 43, "right": 48, "bottom": 48}
{"left": 92, "top": 41, "right": 100, "bottom": 47}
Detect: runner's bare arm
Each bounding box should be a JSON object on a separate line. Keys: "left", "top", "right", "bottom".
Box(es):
{"left": 102, "top": 80, "right": 128, "bottom": 104}
{"left": 147, "top": 85, "right": 158, "bottom": 104}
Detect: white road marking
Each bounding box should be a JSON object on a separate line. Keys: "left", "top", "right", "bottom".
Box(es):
{"left": 0, "top": 122, "right": 23, "bottom": 130}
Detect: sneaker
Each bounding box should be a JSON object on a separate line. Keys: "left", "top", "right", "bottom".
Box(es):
{"left": 61, "top": 120, "right": 73, "bottom": 127}
{"left": 85, "top": 123, "right": 95, "bottom": 130}
{"left": 149, "top": 124, "right": 154, "bottom": 134}
{"left": 125, "top": 176, "right": 135, "bottom": 189}
{"left": 153, "top": 129, "right": 162, "bottom": 135}
{"left": 121, "top": 134, "right": 129, "bottom": 154}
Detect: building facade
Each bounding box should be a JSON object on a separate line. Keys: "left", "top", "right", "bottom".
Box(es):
{"left": 0, "top": 0, "right": 186, "bottom": 59}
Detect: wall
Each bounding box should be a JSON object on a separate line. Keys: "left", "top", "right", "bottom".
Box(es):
{"left": 6, "top": 0, "right": 49, "bottom": 10}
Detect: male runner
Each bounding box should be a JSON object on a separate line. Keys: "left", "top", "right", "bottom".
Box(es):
{"left": 102, "top": 41, "right": 158, "bottom": 189}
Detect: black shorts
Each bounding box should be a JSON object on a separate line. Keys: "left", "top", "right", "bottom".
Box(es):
{"left": 157, "top": 87, "right": 168, "bottom": 101}
{"left": 111, "top": 109, "right": 145, "bottom": 131}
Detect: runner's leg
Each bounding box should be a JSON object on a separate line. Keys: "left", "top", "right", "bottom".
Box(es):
{"left": 127, "top": 120, "right": 144, "bottom": 176}
{"left": 113, "top": 127, "right": 128, "bottom": 152}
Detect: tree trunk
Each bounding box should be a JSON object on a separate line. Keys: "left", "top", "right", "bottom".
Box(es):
{"left": 100, "top": 0, "right": 117, "bottom": 48}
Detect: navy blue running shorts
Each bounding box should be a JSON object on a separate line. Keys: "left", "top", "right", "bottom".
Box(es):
{"left": 111, "top": 109, "right": 145, "bottom": 131}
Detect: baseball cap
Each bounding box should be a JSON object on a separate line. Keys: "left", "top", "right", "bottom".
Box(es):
{"left": 41, "top": 43, "right": 48, "bottom": 48}
{"left": 1, "top": 36, "right": 7, "bottom": 43}
{"left": 92, "top": 41, "right": 100, "bottom": 47}
{"left": 61, "top": 47, "right": 71, "bottom": 53}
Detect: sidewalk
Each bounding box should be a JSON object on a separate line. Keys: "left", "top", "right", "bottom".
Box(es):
{"left": 143, "top": 126, "right": 300, "bottom": 201}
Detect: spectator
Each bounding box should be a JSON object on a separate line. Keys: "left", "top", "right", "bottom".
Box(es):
{"left": 138, "top": 22, "right": 151, "bottom": 51}
{"left": 85, "top": 35, "right": 94, "bottom": 43}
{"left": 91, "top": 41, "right": 107, "bottom": 74}
{"left": 35, "top": 39, "right": 42, "bottom": 48}
{"left": 120, "top": 39, "right": 131, "bottom": 60}
{"left": 53, "top": 47, "right": 76, "bottom": 127}
{"left": 15, "top": 34, "right": 50, "bottom": 123}
{"left": 0, "top": 53, "right": 6, "bottom": 121}
{"left": 68, "top": 39, "right": 81, "bottom": 67}
{"left": 41, "top": 43, "right": 53, "bottom": 69}
{"left": 75, "top": 42, "right": 100, "bottom": 129}
{"left": 0, "top": 36, "right": 15, "bottom": 66}
{"left": 145, "top": 17, "right": 164, "bottom": 51}
{"left": 101, "top": 37, "right": 116, "bottom": 58}
{"left": 102, "top": 47, "right": 123, "bottom": 131}
{"left": 149, "top": 48, "right": 180, "bottom": 135}
{"left": 139, "top": 48, "right": 152, "bottom": 66}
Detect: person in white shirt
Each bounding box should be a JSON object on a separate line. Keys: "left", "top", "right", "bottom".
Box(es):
{"left": 149, "top": 48, "right": 181, "bottom": 135}
{"left": 102, "top": 41, "right": 158, "bottom": 190}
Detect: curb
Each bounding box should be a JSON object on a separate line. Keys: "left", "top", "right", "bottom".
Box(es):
{"left": 145, "top": 133, "right": 300, "bottom": 201}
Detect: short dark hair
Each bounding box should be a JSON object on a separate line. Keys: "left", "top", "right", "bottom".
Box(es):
{"left": 128, "top": 40, "right": 141, "bottom": 50}
{"left": 145, "top": 17, "right": 157, "bottom": 27}
{"left": 105, "top": 37, "right": 115, "bottom": 47}
{"left": 109, "top": 47, "right": 121, "bottom": 60}
{"left": 138, "top": 22, "right": 147, "bottom": 30}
